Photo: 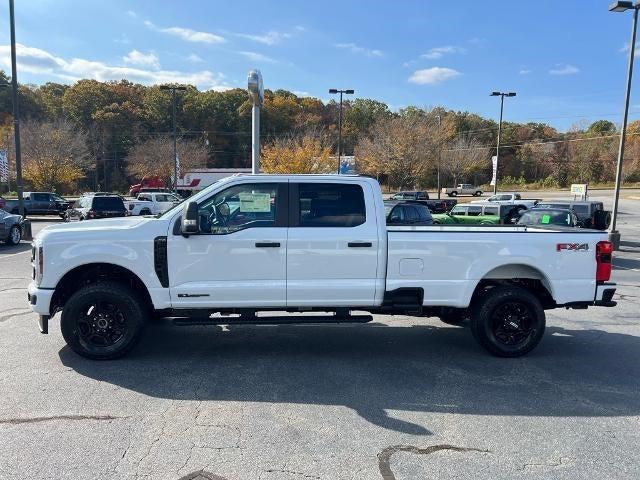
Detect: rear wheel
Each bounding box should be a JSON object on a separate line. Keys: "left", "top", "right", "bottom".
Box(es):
{"left": 474, "top": 191, "right": 483, "bottom": 196}
{"left": 61, "top": 282, "right": 146, "bottom": 360}
{"left": 470, "top": 286, "right": 545, "bottom": 357}
{"left": 6, "top": 225, "right": 21, "bottom": 245}
{"left": 593, "top": 210, "right": 612, "bottom": 230}
{"left": 450, "top": 191, "right": 458, "bottom": 197}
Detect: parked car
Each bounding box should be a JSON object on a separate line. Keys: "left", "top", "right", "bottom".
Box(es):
{"left": 384, "top": 201, "right": 433, "bottom": 225}
{"left": 64, "top": 193, "right": 127, "bottom": 221}
{"left": 388, "top": 192, "right": 456, "bottom": 213}
{"left": 441, "top": 184, "right": 483, "bottom": 197}
{"left": 471, "top": 192, "right": 540, "bottom": 209}
{"left": 0, "top": 209, "right": 24, "bottom": 245}
{"left": 390, "top": 190, "right": 430, "bottom": 201}
{"left": 126, "top": 192, "right": 183, "bottom": 216}
{"left": 516, "top": 208, "right": 581, "bottom": 228}
{"left": 432, "top": 203, "right": 520, "bottom": 225}
{"left": 29, "top": 175, "right": 616, "bottom": 360}
{"left": 5, "top": 192, "right": 70, "bottom": 217}
{"left": 534, "top": 200, "right": 611, "bottom": 230}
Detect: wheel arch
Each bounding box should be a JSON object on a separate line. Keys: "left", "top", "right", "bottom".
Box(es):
{"left": 469, "top": 263, "right": 555, "bottom": 309}
{"left": 51, "top": 263, "right": 153, "bottom": 315}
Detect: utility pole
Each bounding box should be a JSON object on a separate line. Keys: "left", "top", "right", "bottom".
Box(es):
{"left": 329, "top": 88, "right": 354, "bottom": 174}
{"left": 160, "top": 85, "right": 186, "bottom": 191}
{"left": 9, "top": 0, "right": 24, "bottom": 216}
{"left": 490, "top": 91, "right": 516, "bottom": 195}
{"left": 247, "top": 70, "right": 264, "bottom": 174}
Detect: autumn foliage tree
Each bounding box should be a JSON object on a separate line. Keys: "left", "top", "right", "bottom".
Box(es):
{"left": 126, "top": 135, "right": 208, "bottom": 186}
{"left": 261, "top": 130, "right": 334, "bottom": 174}
{"left": 20, "top": 119, "right": 88, "bottom": 192}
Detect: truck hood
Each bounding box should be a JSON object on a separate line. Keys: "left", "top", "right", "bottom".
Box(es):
{"left": 36, "top": 216, "right": 153, "bottom": 241}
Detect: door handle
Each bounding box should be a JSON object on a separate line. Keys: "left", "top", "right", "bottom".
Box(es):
{"left": 348, "top": 242, "right": 372, "bottom": 248}
{"left": 255, "top": 242, "right": 281, "bottom": 248}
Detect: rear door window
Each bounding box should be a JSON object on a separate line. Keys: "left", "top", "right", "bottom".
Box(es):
{"left": 467, "top": 206, "right": 482, "bottom": 216}
{"left": 483, "top": 206, "right": 499, "bottom": 216}
{"left": 297, "top": 183, "right": 366, "bottom": 227}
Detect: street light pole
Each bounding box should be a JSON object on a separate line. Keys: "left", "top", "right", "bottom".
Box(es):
{"left": 435, "top": 114, "right": 442, "bottom": 199}
{"left": 490, "top": 91, "right": 516, "bottom": 195}
{"left": 9, "top": 0, "right": 24, "bottom": 216}
{"left": 608, "top": 0, "right": 639, "bottom": 250}
{"left": 160, "top": 85, "right": 186, "bottom": 191}
{"left": 247, "top": 70, "right": 264, "bottom": 175}
{"left": 329, "top": 88, "right": 354, "bottom": 174}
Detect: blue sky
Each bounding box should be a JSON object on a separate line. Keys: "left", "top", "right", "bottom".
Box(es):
{"left": 0, "top": 0, "right": 638, "bottom": 130}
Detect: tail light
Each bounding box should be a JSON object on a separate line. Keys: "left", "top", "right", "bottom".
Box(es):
{"left": 596, "top": 241, "right": 613, "bottom": 282}
{"left": 87, "top": 209, "right": 96, "bottom": 218}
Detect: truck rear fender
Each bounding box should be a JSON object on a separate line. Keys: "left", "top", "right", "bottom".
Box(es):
{"left": 466, "top": 263, "right": 555, "bottom": 308}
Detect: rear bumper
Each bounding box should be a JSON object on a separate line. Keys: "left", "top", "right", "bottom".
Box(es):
{"left": 560, "top": 282, "right": 617, "bottom": 309}
{"left": 594, "top": 282, "right": 617, "bottom": 307}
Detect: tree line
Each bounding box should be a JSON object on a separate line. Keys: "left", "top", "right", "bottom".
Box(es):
{"left": 0, "top": 69, "right": 639, "bottom": 194}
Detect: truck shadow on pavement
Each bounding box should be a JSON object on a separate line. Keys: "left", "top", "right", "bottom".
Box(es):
{"left": 59, "top": 321, "right": 640, "bottom": 436}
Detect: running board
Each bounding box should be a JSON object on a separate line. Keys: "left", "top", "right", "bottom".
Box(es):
{"left": 171, "top": 314, "right": 373, "bottom": 326}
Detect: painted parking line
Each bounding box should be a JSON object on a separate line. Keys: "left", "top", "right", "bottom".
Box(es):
{"left": 0, "top": 250, "right": 30, "bottom": 260}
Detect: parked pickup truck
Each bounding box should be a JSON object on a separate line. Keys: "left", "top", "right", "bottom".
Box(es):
{"left": 471, "top": 192, "right": 540, "bottom": 210}
{"left": 28, "top": 175, "right": 617, "bottom": 360}
{"left": 6, "top": 192, "right": 70, "bottom": 217}
{"left": 125, "top": 192, "right": 182, "bottom": 216}
{"left": 441, "top": 184, "right": 483, "bottom": 197}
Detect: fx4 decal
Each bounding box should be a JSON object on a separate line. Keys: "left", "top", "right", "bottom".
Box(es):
{"left": 557, "top": 243, "right": 589, "bottom": 252}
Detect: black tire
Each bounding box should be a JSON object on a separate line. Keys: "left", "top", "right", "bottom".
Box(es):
{"left": 450, "top": 191, "right": 458, "bottom": 197}
{"left": 61, "top": 281, "right": 146, "bottom": 360}
{"left": 470, "top": 286, "right": 545, "bottom": 357}
{"left": 140, "top": 209, "right": 151, "bottom": 216}
{"left": 6, "top": 225, "right": 21, "bottom": 245}
{"left": 593, "top": 210, "right": 611, "bottom": 230}
{"left": 475, "top": 191, "right": 483, "bottom": 197}
{"left": 438, "top": 307, "right": 469, "bottom": 326}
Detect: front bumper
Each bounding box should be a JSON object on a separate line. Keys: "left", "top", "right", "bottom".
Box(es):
{"left": 27, "top": 283, "right": 54, "bottom": 334}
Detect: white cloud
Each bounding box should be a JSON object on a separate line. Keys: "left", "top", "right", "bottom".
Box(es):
{"left": 238, "top": 51, "right": 277, "bottom": 63}
{"left": 620, "top": 42, "right": 640, "bottom": 57}
{"left": 123, "top": 49, "right": 160, "bottom": 69}
{"left": 549, "top": 64, "right": 579, "bottom": 75}
{"left": 126, "top": 10, "right": 137, "bottom": 18}
{"left": 421, "top": 46, "right": 466, "bottom": 60}
{"left": 334, "top": 43, "right": 383, "bottom": 58}
{"left": 0, "top": 43, "right": 230, "bottom": 90}
{"left": 186, "top": 53, "right": 204, "bottom": 63}
{"left": 144, "top": 20, "right": 225, "bottom": 44}
{"left": 408, "top": 67, "right": 461, "bottom": 85}
{"left": 519, "top": 68, "right": 532, "bottom": 75}
{"left": 293, "top": 90, "right": 310, "bottom": 97}
{"left": 237, "top": 30, "right": 292, "bottom": 45}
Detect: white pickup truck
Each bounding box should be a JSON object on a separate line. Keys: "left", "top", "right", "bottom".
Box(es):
{"left": 471, "top": 192, "right": 540, "bottom": 209}
{"left": 441, "top": 184, "right": 483, "bottom": 197}
{"left": 28, "top": 175, "right": 617, "bottom": 360}
{"left": 125, "top": 192, "right": 182, "bottom": 216}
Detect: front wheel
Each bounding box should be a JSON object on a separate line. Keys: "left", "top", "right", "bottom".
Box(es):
{"left": 6, "top": 225, "right": 21, "bottom": 245}
{"left": 450, "top": 191, "right": 458, "bottom": 197}
{"left": 475, "top": 191, "right": 483, "bottom": 196}
{"left": 470, "top": 286, "right": 545, "bottom": 357}
{"left": 61, "top": 282, "right": 146, "bottom": 360}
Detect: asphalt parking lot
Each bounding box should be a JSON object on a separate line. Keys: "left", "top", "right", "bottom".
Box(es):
{"left": 1, "top": 191, "right": 639, "bottom": 480}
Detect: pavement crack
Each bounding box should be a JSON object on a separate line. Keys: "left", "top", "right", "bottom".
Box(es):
{"left": 377, "top": 444, "right": 490, "bottom": 480}
{"left": 0, "top": 414, "right": 123, "bottom": 425}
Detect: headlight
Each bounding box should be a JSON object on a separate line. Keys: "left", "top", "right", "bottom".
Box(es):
{"left": 32, "top": 244, "right": 43, "bottom": 285}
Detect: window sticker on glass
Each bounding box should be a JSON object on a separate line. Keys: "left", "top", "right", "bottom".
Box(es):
{"left": 541, "top": 214, "right": 551, "bottom": 224}
{"left": 239, "top": 192, "right": 271, "bottom": 212}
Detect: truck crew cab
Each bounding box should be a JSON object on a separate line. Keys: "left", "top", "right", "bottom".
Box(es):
{"left": 28, "top": 175, "right": 617, "bottom": 360}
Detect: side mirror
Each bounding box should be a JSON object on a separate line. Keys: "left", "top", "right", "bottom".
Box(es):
{"left": 181, "top": 201, "right": 199, "bottom": 235}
